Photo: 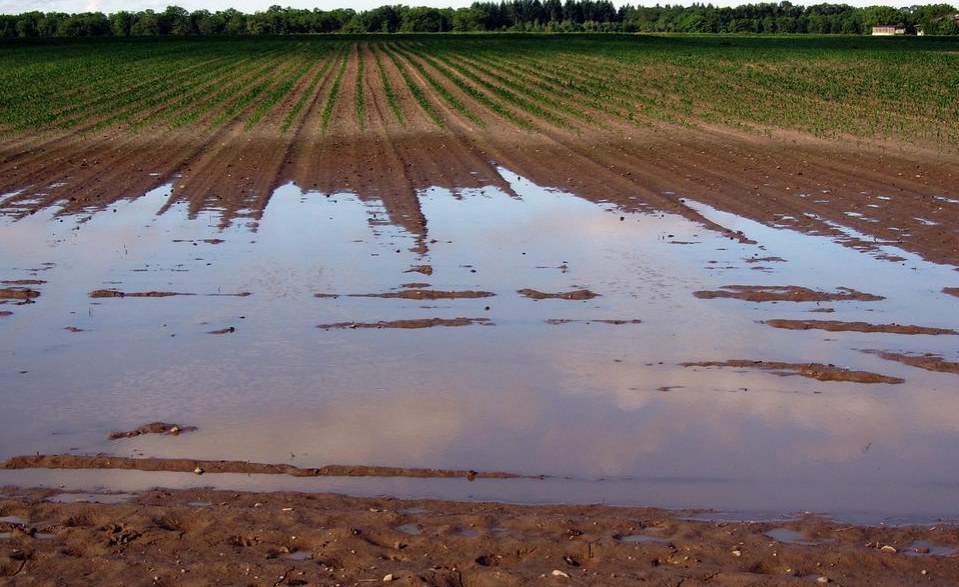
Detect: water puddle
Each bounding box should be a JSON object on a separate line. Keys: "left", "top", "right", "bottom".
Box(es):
{"left": 616, "top": 533, "right": 669, "bottom": 544}
{"left": 1, "top": 168, "right": 958, "bottom": 522}
{"left": 45, "top": 493, "right": 136, "bottom": 505}
{"left": 396, "top": 523, "right": 423, "bottom": 536}
{"left": 765, "top": 527, "right": 826, "bottom": 546}
{"left": 283, "top": 550, "right": 313, "bottom": 561}
{"left": 902, "top": 540, "right": 958, "bottom": 557}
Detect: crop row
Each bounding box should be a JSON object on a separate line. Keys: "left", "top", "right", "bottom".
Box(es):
{"left": 0, "top": 35, "right": 955, "bottom": 147}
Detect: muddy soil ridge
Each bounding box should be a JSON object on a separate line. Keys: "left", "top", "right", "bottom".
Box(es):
{"left": 1, "top": 486, "right": 958, "bottom": 585}
{"left": 763, "top": 319, "right": 958, "bottom": 335}
{"left": 862, "top": 350, "right": 959, "bottom": 375}
{"left": 682, "top": 360, "right": 904, "bottom": 384}
{"left": 1, "top": 454, "right": 530, "bottom": 481}
{"left": 694, "top": 285, "right": 884, "bottom": 303}
{"left": 317, "top": 317, "right": 492, "bottom": 329}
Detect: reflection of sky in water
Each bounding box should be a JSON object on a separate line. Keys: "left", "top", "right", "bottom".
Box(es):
{"left": 1, "top": 169, "right": 957, "bottom": 521}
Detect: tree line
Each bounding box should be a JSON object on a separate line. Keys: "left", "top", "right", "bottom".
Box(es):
{"left": 2, "top": 2, "right": 957, "bottom": 37}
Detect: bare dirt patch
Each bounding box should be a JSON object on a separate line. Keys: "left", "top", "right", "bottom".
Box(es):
{"left": 682, "top": 360, "right": 904, "bottom": 384}
{"left": 317, "top": 317, "right": 491, "bottom": 330}
{"left": 944, "top": 287, "right": 959, "bottom": 298}
{"left": 694, "top": 285, "right": 884, "bottom": 303}
{"left": 763, "top": 320, "right": 957, "bottom": 335}
{"left": 108, "top": 422, "right": 197, "bottom": 441}
{"left": 862, "top": 350, "right": 959, "bottom": 375}
{"left": 518, "top": 288, "right": 599, "bottom": 300}
{"left": 0, "top": 486, "right": 956, "bottom": 586}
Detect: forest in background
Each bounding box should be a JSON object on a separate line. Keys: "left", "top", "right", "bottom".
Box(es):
{"left": 1, "top": 1, "right": 958, "bottom": 36}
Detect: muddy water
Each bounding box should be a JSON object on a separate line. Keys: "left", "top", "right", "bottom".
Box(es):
{"left": 1, "top": 169, "right": 958, "bottom": 522}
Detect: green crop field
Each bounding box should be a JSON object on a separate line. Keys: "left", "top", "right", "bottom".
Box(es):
{"left": 1, "top": 34, "right": 958, "bottom": 147}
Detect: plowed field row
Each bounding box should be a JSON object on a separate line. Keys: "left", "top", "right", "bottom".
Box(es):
{"left": 0, "top": 35, "right": 956, "bottom": 267}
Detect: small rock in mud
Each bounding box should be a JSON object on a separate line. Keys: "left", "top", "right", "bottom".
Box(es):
{"left": 518, "top": 289, "right": 599, "bottom": 300}
{"left": 208, "top": 327, "right": 236, "bottom": 334}
{"left": 108, "top": 422, "right": 197, "bottom": 441}
{"left": 64, "top": 326, "right": 85, "bottom": 333}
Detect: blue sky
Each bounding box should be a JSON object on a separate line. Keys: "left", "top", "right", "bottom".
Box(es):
{"left": 6, "top": 0, "right": 906, "bottom": 14}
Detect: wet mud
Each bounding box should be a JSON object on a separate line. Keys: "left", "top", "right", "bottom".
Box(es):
{"left": 518, "top": 288, "right": 599, "bottom": 300}
{"left": 1, "top": 455, "right": 524, "bottom": 480}
{"left": 763, "top": 319, "right": 957, "bottom": 335}
{"left": 682, "top": 360, "right": 904, "bottom": 384}
{"left": 108, "top": 422, "right": 197, "bottom": 441}
{"left": 1, "top": 487, "right": 957, "bottom": 586}
{"left": 545, "top": 319, "right": 642, "bottom": 325}
{"left": 0, "top": 288, "right": 39, "bottom": 301}
{"left": 862, "top": 350, "right": 959, "bottom": 375}
{"left": 693, "top": 285, "right": 884, "bottom": 303}
{"left": 317, "top": 318, "right": 492, "bottom": 330}
{"left": 345, "top": 289, "right": 495, "bottom": 300}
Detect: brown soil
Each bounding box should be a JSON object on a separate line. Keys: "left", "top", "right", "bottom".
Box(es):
{"left": 518, "top": 289, "right": 599, "bottom": 301}
{"left": 763, "top": 320, "right": 957, "bottom": 335}
{"left": 108, "top": 422, "right": 197, "bottom": 441}
{"left": 346, "top": 290, "right": 495, "bottom": 300}
{"left": 405, "top": 265, "right": 434, "bottom": 276}
{"left": 89, "top": 290, "right": 250, "bottom": 299}
{"left": 1, "top": 455, "right": 524, "bottom": 481}
{"left": 682, "top": 360, "right": 904, "bottom": 384}
{"left": 944, "top": 288, "right": 959, "bottom": 298}
{"left": 693, "top": 286, "right": 884, "bottom": 303}
{"left": 89, "top": 290, "right": 193, "bottom": 299}
{"left": 862, "top": 350, "right": 959, "bottom": 375}
{"left": 545, "top": 319, "right": 642, "bottom": 325}
{"left": 317, "top": 318, "right": 492, "bottom": 330}
{"left": 0, "top": 288, "right": 40, "bottom": 301}
{"left": 1, "top": 487, "right": 957, "bottom": 586}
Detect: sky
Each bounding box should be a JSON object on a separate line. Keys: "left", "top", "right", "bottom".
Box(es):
{"left": 4, "top": 0, "right": 907, "bottom": 15}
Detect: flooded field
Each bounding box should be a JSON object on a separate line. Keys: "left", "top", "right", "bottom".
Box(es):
{"left": 2, "top": 168, "right": 957, "bottom": 523}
